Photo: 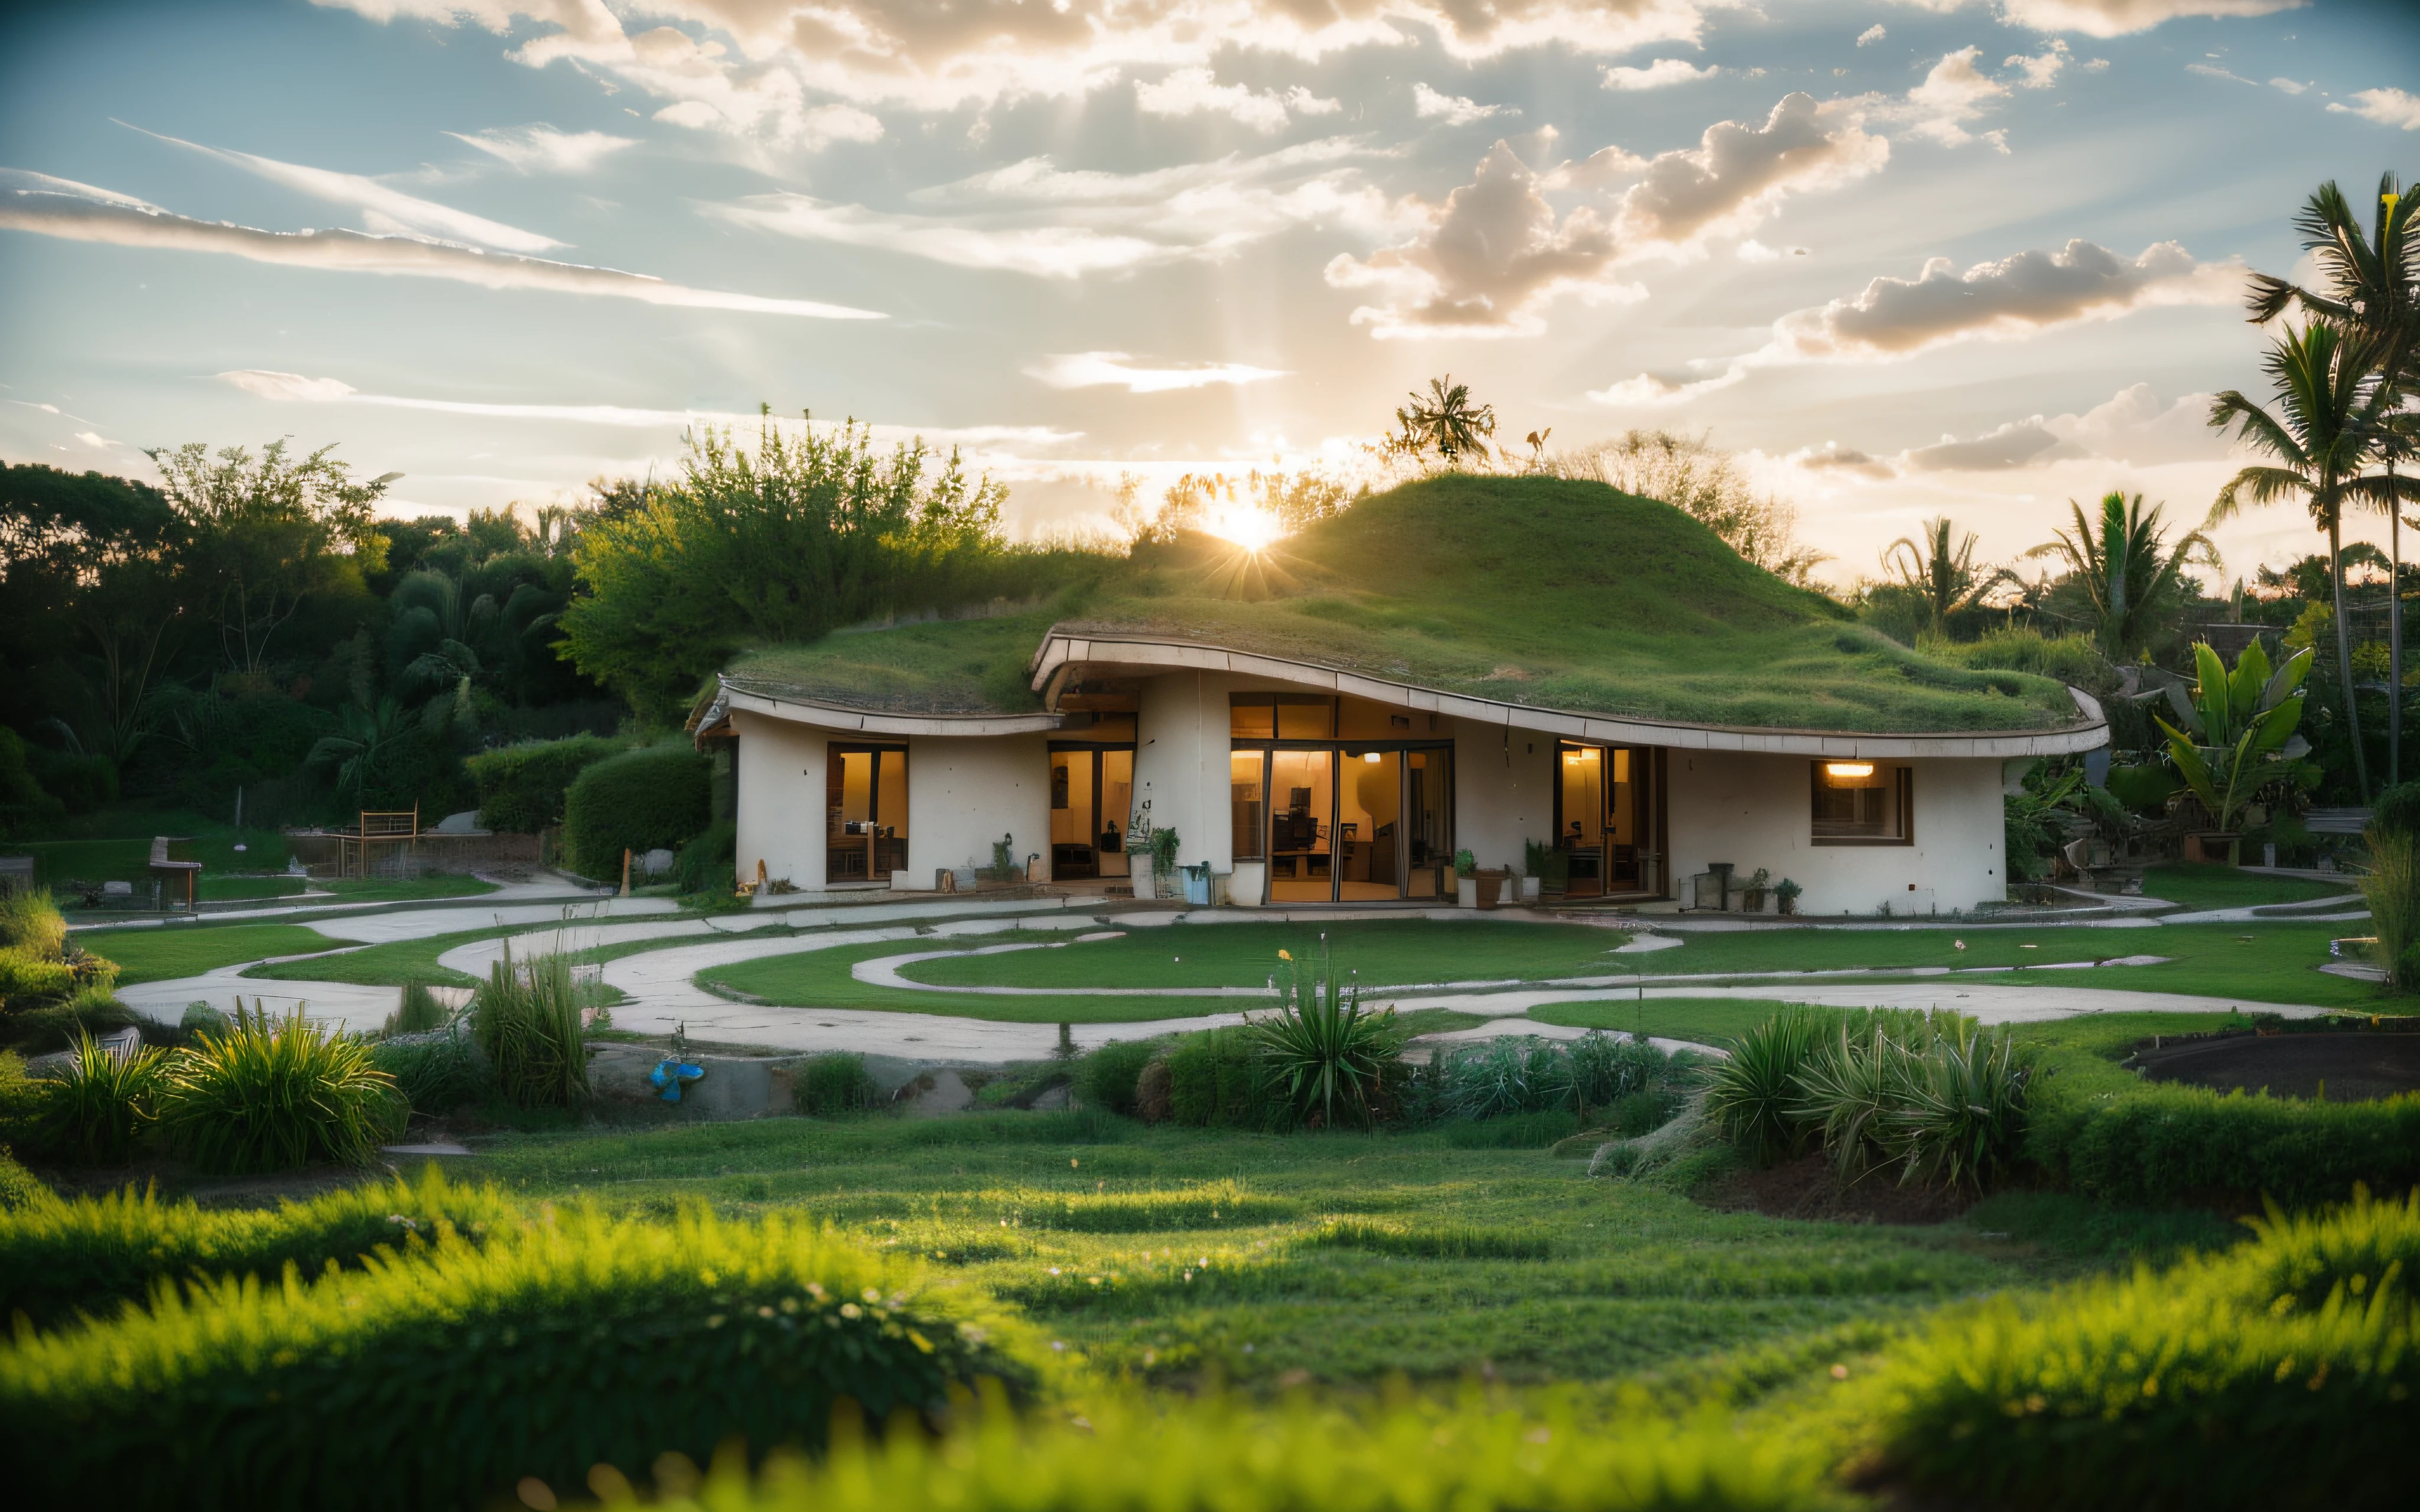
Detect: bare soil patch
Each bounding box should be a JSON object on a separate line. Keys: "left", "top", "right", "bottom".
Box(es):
{"left": 2138, "top": 1032, "right": 2420, "bottom": 1102}
{"left": 1702, "top": 1152, "right": 1975, "bottom": 1225}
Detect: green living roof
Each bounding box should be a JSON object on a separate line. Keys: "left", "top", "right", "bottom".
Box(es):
{"left": 722, "top": 474, "right": 2084, "bottom": 736}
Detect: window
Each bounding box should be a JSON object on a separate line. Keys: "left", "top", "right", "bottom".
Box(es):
{"left": 827, "top": 745, "right": 908, "bottom": 882}
{"left": 1811, "top": 761, "right": 1911, "bottom": 845}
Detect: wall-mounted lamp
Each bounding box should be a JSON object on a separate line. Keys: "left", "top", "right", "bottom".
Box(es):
{"left": 1364, "top": 751, "right": 1383, "bottom": 763}
{"left": 1824, "top": 761, "right": 1875, "bottom": 778}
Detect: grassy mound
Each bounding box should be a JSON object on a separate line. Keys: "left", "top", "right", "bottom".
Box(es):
{"left": 0, "top": 1168, "right": 518, "bottom": 1328}
{"left": 0, "top": 1203, "right": 1043, "bottom": 1512}
{"left": 726, "top": 475, "right": 2081, "bottom": 735}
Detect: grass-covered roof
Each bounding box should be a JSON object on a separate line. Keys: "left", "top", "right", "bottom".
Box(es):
{"left": 723, "top": 474, "right": 2084, "bottom": 735}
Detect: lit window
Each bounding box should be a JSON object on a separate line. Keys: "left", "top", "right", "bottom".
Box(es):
{"left": 1811, "top": 762, "right": 1911, "bottom": 845}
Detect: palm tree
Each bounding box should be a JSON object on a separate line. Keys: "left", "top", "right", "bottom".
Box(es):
{"left": 2027, "top": 491, "right": 2218, "bottom": 662}
{"left": 307, "top": 696, "right": 411, "bottom": 811}
{"left": 1881, "top": 517, "right": 2012, "bottom": 636}
{"left": 2207, "top": 321, "right": 2398, "bottom": 800}
{"left": 2246, "top": 175, "right": 2418, "bottom": 781}
{"left": 1390, "top": 376, "right": 1498, "bottom": 465}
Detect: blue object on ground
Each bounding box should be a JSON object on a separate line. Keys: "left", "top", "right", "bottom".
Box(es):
{"left": 648, "top": 1058, "right": 705, "bottom": 1102}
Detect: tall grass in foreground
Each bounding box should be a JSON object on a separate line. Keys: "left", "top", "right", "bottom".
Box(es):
{"left": 0, "top": 886, "right": 68, "bottom": 957}
{"left": 472, "top": 946, "right": 589, "bottom": 1106}
{"left": 0, "top": 1166, "right": 519, "bottom": 1328}
{"left": 155, "top": 1005, "right": 403, "bottom": 1174}
{"left": 1865, "top": 1187, "right": 2420, "bottom": 1508}
{"left": 548, "top": 1392, "right": 1841, "bottom": 1512}
{"left": 2358, "top": 828, "right": 2420, "bottom": 987}
{"left": 382, "top": 979, "right": 451, "bottom": 1037}
{"left": 0, "top": 1203, "right": 1044, "bottom": 1512}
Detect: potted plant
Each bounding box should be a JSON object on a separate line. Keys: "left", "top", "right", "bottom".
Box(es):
{"left": 2151, "top": 640, "right": 2315, "bottom": 866}
{"left": 1453, "top": 848, "right": 1478, "bottom": 909}
{"left": 1775, "top": 877, "right": 1803, "bottom": 916}
{"left": 1740, "top": 866, "right": 1771, "bottom": 914}
{"left": 1474, "top": 862, "right": 1509, "bottom": 910}
{"left": 1148, "top": 827, "right": 1181, "bottom": 900}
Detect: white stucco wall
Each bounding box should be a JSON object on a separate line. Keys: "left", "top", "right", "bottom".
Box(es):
{"left": 730, "top": 708, "right": 830, "bottom": 892}
{"left": 905, "top": 734, "right": 1052, "bottom": 885}
{"left": 1450, "top": 721, "right": 1557, "bottom": 872}
{"left": 1663, "top": 751, "right": 2005, "bottom": 915}
{"left": 1133, "top": 670, "right": 1243, "bottom": 873}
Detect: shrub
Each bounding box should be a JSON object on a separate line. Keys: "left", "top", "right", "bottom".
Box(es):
{"left": 1163, "top": 1028, "right": 1283, "bottom": 1129}
{"left": 30, "top": 1028, "right": 165, "bottom": 1164}
{"left": 0, "top": 1167, "right": 521, "bottom": 1329}
{"left": 0, "top": 886, "right": 69, "bottom": 958}
{"left": 0, "top": 1204, "right": 1045, "bottom": 1512}
{"left": 1556, "top": 1031, "right": 1673, "bottom": 1112}
{"left": 0, "top": 1146, "right": 44, "bottom": 1210}
{"left": 1888, "top": 1019, "right": 2029, "bottom": 1190}
{"left": 1442, "top": 1036, "right": 1573, "bottom": 1119}
{"left": 178, "top": 999, "right": 231, "bottom": 1041}
{"left": 155, "top": 1006, "right": 405, "bottom": 1174}
{"left": 536, "top": 1392, "right": 1835, "bottom": 1512}
{"left": 371, "top": 1029, "right": 491, "bottom": 1116}
{"left": 1250, "top": 943, "right": 1398, "bottom": 1128}
{"left": 464, "top": 733, "right": 627, "bottom": 833}
{"left": 1865, "top": 1187, "right": 2420, "bottom": 1510}
{"left": 0, "top": 946, "right": 74, "bottom": 1010}
{"left": 1072, "top": 1038, "right": 1160, "bottom": 1118}
{"left": 2361, "top": 827, "right": 2420, "bottom": 988}
{"left": 382, "top": 979, "right": 452, "bottom": 1037}
{"left": 562, "top": 742, "right": 711, "bottom": 879}
{"left": 1701, "top": 1007, "right": 1826, "bottom": 1162}
{"left": 471, "top": 948, "right": 589, "bottom": 1107}
{"left": 27, "top": 747, "right": 116, "bottom": 814}
{"left": 795, "top": 1052, "right": 879, "bottom": 1116}
{"left": 674, "top": 817, "right": 737, "bottom": 894}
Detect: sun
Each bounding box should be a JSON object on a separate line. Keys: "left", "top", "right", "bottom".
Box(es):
{"left": 1200, "top": 504, "right": 1284, "bottom": 553}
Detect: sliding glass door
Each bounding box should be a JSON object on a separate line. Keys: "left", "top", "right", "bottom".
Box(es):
{"left": 1229, "top": 725, "right": 1453, "bottom": 904}
{"left": 1554, "top": 741, "right": 1658, "bottom": 897}
{"left": 1048, "top": 745, "right": 1135, "bottom": 880}
{"left": 827, "top": 745, "right": 906, "bottom": 885}
{"left": 1267, "top": 749, "right": 1335, "bottom": 902}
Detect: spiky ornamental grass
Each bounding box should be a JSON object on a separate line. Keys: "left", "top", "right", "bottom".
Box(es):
{"left": 555, "top": 1390, "right": 1846, "bottom": 1512}
{"left": 154, "top": 1004, "right": 404, "bottom": 1174}
{"left": 1248, "top": 940, "right": 1398, "bottom": 1129}
{"left": 31, "top": 1027, "right": 165, "bottom": 1165}
{"left": 0, "top": 1166, "right": 521, "bottom": 1330}
{"left": 0, "top": 1201, "right": 1048, "bottom": 1512}
{"left": 472, "top": 946, "right": 591, "bottom": 1107}
{"left": 1863, "top": 1188, "right": 2420, "bottom": 1510}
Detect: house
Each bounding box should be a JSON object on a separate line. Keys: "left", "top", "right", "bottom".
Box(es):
{"left": 689, "top": 475, "right": 2103, "bottom": 914}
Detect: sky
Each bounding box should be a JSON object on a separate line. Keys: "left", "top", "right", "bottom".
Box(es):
{"left": 3, "top": 0, "right": 2418, "bottom": 592}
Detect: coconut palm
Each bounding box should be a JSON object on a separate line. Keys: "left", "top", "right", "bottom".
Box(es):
{"left": 2246, "top": 175, "right": 2419, "bottom": 780}
{"left": 1390, "top": 376, "right": 1498, "bottom": 465}
{"left": 2027, "top": 491, "right": 2218, "bottom": 662}
{"left": 2207, "top": 321, "right": 2398, "bottom": 800}
{"left": 1881, "top": 517, "right": 2014, "bottom": 636}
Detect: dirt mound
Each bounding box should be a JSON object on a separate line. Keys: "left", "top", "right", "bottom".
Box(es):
{"left": 2138, "top": 1032, "right": 2420, "bottom": 1102}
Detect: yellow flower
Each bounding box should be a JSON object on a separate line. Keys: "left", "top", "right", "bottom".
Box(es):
{"left": 1278, "top": 949, "right": 1292, "bottom": 960}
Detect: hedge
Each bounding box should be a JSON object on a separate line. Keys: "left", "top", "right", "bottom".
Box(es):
{"left": 547, "top": 1390, "right": 1838, "bottom": 1512}
{"left": 1072, "top": 1038, "right": 1160, "bottom": 1118}
{"left": 0, "top": 1202, "right": 1043, "bottom": 1512}
{"left": 0, "top": 1168, "right": 520, "bottom": 1329}
{"left": 2022, "top": 1044, "right": 2420, "bottom": 1207}
{"left": 561, "top": 743, "right": 711, "bottom": 878}
{"left": 465, "top": 734, "right": 626, "bottom": 833}
{"left": 1866, "top": 1188, "right": 2420, "bottom": 1510}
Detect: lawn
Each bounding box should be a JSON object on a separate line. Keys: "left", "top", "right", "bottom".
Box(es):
{"left": 427, "top": 1109, "right": 2234, "bottom": 1389}
{"left": 712, "top": 917, "right": 2373, "bottom": 1019}
{"left": 2137, "top": 863, "right": 2355, "bottom": 911}
{"left": 240, "top": 924, "right": 517, "bottom": 989}
{"left": 77, "top": 923, "right": 343, "bottom": 985}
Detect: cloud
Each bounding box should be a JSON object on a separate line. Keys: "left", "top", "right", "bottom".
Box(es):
{"left": 717, "top": 137, "right": 1408, "bottom": 278}
{"left": 2269, "top": 77, "right": 2308, "bottom": 96}
{"left": 1327, "top": 142, "right": 1636, "bottom": 337}
{"left": 1026, "top": 352, "right": 1289, "bottom": 392}
{"left": 1790, "top": 441, "right": 1895, "bottom": 477}
{"left": 1612, "top": 92, "right": 1889, "bottom": 251}
{"left": 1413, "top": 84, "right": 1511, "bottom": 124}
{"left": 1601, "top": 58, "right": 1720, "bottom": 90}
{"left": 125, "top": 123, "right": 562, "bottom": 252}
{"left": 1893, "top": 383, "right": 2226, "bottom": 471}
{"left": 446, "top": 123, "right": 638, "bottom": 172}
{"left": 1858, "top": 24, "right": 1886, "bottom": 45}
{"left": 1771, "top": 239, "right": 2239, "bottom": 360}
{"left": 1992, "top": 0, "right": 2307, "bottom": 40}
{"left": 1894, "top": 48, "right": 2012, "bottom": 149}
{"left": 658, "top": 99, "right": 884, "bottom": 151}
{"left": 2185, "top": 62, "right": 2257, "bottom": 85}
{"left": 2006, "top": 40, "right": 2069, "bottom": 89}
{"left": 1137, "top": 69, "right": 1340, "bottom": 132}
{"left": 1586, "top": 365, "right": 1748, "bottom": 406}
{"left": 213, "top": 369, "right": 1075, "bottom": 446}
{"left": 0, "top": 169, "right": 884, "bottom": 319}
{"left": 315, "top": 0, "right": 1713, "bottom": 119}
{"left": 2330, "top": 88, "right": 2420, "bottom": 131}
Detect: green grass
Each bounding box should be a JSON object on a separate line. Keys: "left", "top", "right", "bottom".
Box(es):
{"left": 430, "top": 1111, "right": 2228, "bottom": 1389}
{"left": 241, "top": 924, "right": 515, "bottom": 989}
{"left": 76, "top": 923, "right": 342, "bottom": 985}
{"left": 2137, "top": 863, "right": 2354, "bottom": 911}
{"left": 730, "top": 475, "right": 2081, "bottom": 734}
{"left": 1528, "top": 998, "right": 1823, "bottom": 1048}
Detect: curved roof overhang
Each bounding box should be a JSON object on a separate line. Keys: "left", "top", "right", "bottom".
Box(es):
{"left": 1028, "top": 632, "right": 2107, "bottom": 760}
{"left": 691, "top": 679, "right": 1069, "bottom": 743}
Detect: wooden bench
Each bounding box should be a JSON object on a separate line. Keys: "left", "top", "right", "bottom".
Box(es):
{"left": 148, "top": 836, "right": 201, "bottom": 910}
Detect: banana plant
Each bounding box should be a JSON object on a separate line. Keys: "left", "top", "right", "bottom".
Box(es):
{"left": 2151, "top": 639, "right": 2317, "bottom": 835}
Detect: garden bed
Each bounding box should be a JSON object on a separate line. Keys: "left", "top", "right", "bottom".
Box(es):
{"left": 2134, "top": 1031, "right": 2420, "bottom": 1102}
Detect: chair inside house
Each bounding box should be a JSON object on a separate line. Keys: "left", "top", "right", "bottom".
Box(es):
{"left": 1271, "top": 789, "right": 1327, "bottom": 881}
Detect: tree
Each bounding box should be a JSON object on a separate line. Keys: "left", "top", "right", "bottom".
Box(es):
{"left": 2027, "top": 491, "right": 2217, "bottom": 662}
{"left": 2207, "top": 322, "right": 2398, "bottom": 800}
{"left": 1388, "top": 376, "right": 1497, "bottom": 465}
{"left": 1547, "top": 429, "right": 1829, "bottom": 586}
{"left": 148, "top": 441, "right": 396, "bottom": 674}
{"left": 1881, "top": 517, "right": 2012, "bottom": 636}
{"left": 2245, "top": 175, "right": 2418, "bottom": 783}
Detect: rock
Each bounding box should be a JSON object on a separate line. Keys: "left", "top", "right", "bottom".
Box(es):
{"left": 642, "top": 848, "right": 676, "bottom": 877}
{"left": 1030, "top": 1083, "right": 1071, "bottom": 1111}
{"left": 903, "top": 1068, "right": 974, "bottom": 1117}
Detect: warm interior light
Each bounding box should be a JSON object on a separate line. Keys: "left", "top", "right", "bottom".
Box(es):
{"left": 1364, "top": 751, "right": 1383, "bottom": 763}
{"left": 1825, "top": 761, "right": 1875, "bottom": 778}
